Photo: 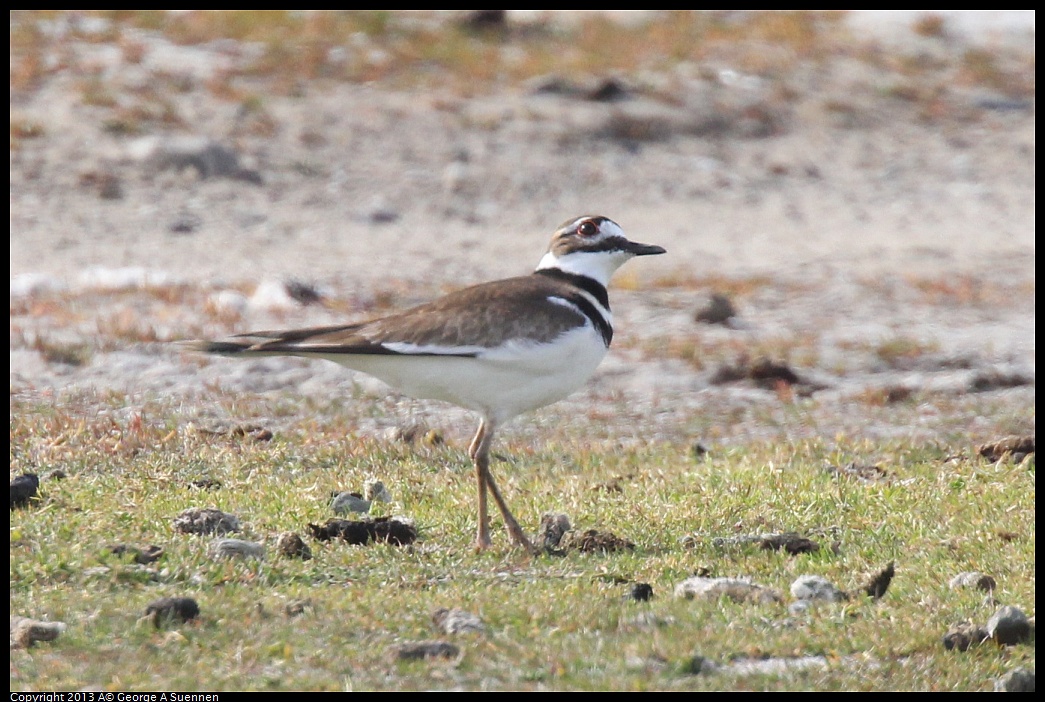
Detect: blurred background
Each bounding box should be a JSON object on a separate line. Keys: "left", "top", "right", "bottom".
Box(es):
{"left": 10, "top": 10, "right": 1035, "bottom": 285}
{"left": 9, "top": 11, "right": 1035, "bottom": 442}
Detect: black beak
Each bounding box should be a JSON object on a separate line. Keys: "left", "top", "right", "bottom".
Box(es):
{"left": 625, "top": 241, "right": 667, "bottom": 256}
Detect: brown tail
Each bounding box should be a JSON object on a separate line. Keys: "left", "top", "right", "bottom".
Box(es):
{"left": 178, "top": 339, "right": 256, "bottom": 356}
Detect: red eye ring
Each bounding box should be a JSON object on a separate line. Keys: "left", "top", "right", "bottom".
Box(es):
{"left": 577, "top": 220, "right": 598, "bottom": 237}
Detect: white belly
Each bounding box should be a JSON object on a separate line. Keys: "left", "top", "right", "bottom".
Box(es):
{"left": 313, "top": 326, "right": 608, "bottom": 423}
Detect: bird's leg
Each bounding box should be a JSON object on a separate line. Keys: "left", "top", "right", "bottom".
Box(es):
{"left": 470, "top": 418, "right": 534, "bottom": 553}
{"left": 469, "top": 420, "right": 492, "bottom": 550}
{"left": 484, "top": 467, "right": 535, "bottom": 553}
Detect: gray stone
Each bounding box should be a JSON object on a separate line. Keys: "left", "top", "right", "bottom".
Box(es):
{"left": 791, "top": 575, "right": 847, "bottom": 602}
{"left": 995, "top": 667, "right": 1035, "bottom": 692}
{"left": 675, "top": 576, "right": 781, "bottom": 604}
{"left": 211, "top": 538, "right": 264, "bottom": 560}
{"left": 987, "top": 605, "right": 1031, "bottom": 645}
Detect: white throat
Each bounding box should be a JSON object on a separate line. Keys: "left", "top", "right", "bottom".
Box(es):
{"left": 536, "top": 250, "right": 631, "bottom": 287}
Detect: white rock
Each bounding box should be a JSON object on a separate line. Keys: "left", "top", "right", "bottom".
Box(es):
{"left": 210, "top": 538, "right": 265, "bottom": 560}
{"left": 207, "top": 289, "right": 248, "bottom": 316}
{"left": 249, "top": 280, "right": 297, "bottom": 311}
{"left": 791, "top": 575, "right": 847, "bottom": 602}
{"left": 10, "top": 272, "right": 64, "bottom": 298}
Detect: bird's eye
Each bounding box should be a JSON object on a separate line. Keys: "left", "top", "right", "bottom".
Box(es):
{"left": 577, "top": 220, "right": 598, "bottom": 237}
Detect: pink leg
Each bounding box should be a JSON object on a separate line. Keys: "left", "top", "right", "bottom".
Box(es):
{"left": 470, "top": 418, "right": 534, "bottom": 552}
{"left": 469, "top": 420, "right": 492, "bottom": 550}
{"left": 485, "top": 467, "right": 534, "bottom": 552}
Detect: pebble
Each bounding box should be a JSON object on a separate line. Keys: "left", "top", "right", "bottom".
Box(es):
{"left": 275, "top": 532, "right": 313, "bottom": 560}
{"left": 791, "top": 575, "right": 847, "bottom": 602}
{"left": 144, "top": 597, "right": 200, "bottom": 628}
{"left": 943, "top": 621, "right": 989, "bottom": 651}
{"left": 388, "top": 640, "right": 459, "bottom": 661}
{"left": 10, "top": 473, "right": 40, "bottom": 509}
{"left": 995, "top": 667, "right": 1035, "bottom": 692}
{"left": 626, "top": 583, "right": 654, "bottom": 602}
{"left": 694, "top": 292, "right": 737, "bottom": 324}
{"left": 675, "top": 576, "right": 782, "bottom": 604}
{"left": 10, "top": 617, "right": 66, "bottom": 649}
{"left": 987, "top": 605, "right": 1032, "bottom": 646}
{"left": 173, "top": 507, "right": 240, "bottom": 535}
{"left": 331, "top": 491, "right": 371, "bottom": 515}
{"left": 432, "top": 608, "right": 486, "bottom": 635}
{"left": 948, "top": 571, "right": 997, "bottom": 592}
{"left": 110, "top": 544, "right": 165, "bottom": 564}
{"left": 364, "top": 479, "right": 393, "bottom": 503}
{"left": 210, "top": 538, "right": 265, "bottom": 560}
{"left": 537, "top": 512, "right": 572, "bottom": 550}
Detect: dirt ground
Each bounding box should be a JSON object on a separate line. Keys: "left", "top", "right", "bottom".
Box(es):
{"left": 9, "top": 11, "right": 1036, "bottom": 448}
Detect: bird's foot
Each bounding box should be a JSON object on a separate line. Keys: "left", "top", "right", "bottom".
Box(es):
{"left": 506, "top": 526, "right": 536, "bottom": 555}
{"left": 474, "top": 524, "right": 493, "bottom": 551}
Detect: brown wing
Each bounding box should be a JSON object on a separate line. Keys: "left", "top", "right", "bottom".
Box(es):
{"left": 187, "top": 275, "right": 591, "bottom": 358}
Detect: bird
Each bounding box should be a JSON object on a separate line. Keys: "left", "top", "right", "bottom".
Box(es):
{"left": 186, "top": 215, "right": 665, "bottom": 551}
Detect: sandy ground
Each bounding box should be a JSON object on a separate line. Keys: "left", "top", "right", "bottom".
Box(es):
{"left": 9, "top": 11, "right": 1036, "bottom": 448}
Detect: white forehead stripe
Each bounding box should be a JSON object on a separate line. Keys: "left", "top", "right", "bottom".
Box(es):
{"left": 564, "top": 217, "right": 623, "bottom": 243}
{"left": 592, "top": 219, "right": 624, "bottom": 242}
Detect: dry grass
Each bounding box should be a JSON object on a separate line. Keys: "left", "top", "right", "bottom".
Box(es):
{"left": 873, "top": 336, "right": 941, "bottom": 368}
{"left": 958, "top": 48, "right": 1035, "bottom": 97}
{"left": 11, "top": 11, "right": 1029, "bottom": 104}
{"left": 642, "top": 333, "right": 821, "bottom": 374}
{"left": 10, "top": 117, "right": 46, "bottom": 140}
{"left": 911, "top": 13, "right": 948, "bottom": 39}
{"left": 619, "top": 269, "right": 778, "bottom": 296}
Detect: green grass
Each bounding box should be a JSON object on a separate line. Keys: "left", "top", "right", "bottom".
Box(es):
{"left": 9, "top": 395, "right": 1035, "bottom": 691}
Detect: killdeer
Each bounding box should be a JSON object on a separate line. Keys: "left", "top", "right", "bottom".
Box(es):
{"left": 188, "top": 215, "right": 665, "bottom": 551}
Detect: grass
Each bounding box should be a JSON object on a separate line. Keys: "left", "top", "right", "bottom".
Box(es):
{"left": 7, "top": 9, "right": 1036, "bottom": 690}
{"left": 9, "top": 393, "right": 1035, "bottom": 691}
